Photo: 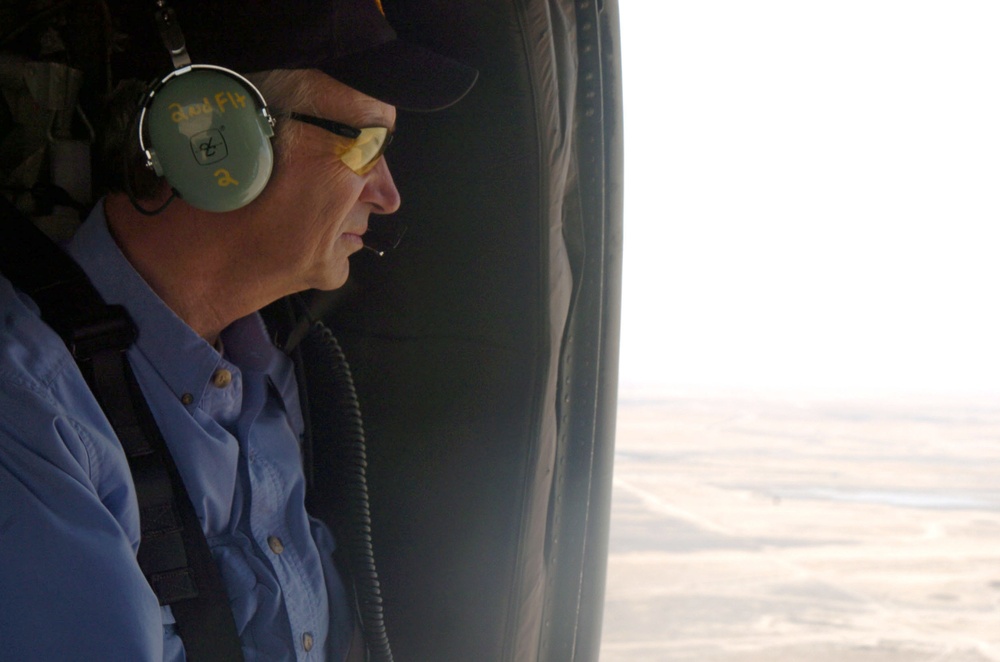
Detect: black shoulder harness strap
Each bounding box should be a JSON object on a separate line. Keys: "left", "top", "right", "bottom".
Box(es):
{"left": 0, "top": 198, "right": 244, "bottom": 662}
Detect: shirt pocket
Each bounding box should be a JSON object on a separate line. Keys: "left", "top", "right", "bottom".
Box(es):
{"left": 209, "top": 534, "right": 288, "bottom": 661}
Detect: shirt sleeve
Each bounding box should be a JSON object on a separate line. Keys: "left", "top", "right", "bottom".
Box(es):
{"left": 0, "top": 379, "right": 166, "bottom": 661}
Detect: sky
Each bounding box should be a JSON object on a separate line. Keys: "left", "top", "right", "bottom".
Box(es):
{"left": 616, "top": 0, "right": 1000, "bottom": 396}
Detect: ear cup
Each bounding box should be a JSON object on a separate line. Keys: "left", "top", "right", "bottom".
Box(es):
{"left": 140, "top": 66, "right": 275, "bottom": 212}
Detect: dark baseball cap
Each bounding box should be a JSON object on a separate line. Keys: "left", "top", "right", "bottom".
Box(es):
{"left": 108, "top": 0, "right": 478, "bottom": 111}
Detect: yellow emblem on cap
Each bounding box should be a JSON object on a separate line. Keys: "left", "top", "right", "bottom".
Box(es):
{"left": 373, "top": 0, "right": 385, "bottom": 16}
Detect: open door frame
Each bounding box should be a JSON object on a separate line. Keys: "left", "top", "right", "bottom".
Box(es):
{"left": 321, "top": 1, "right": 624, "bottom": 659}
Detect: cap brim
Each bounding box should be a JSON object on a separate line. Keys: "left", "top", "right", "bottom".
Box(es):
{"left": 323, "top": 40, "right": 478, "bottom": 112}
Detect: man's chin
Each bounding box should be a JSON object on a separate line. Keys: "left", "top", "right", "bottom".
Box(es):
{"left": 313, "top": 265, "right": 350, "bottom": 292}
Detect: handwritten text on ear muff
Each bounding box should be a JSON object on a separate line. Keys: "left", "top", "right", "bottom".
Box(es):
{"left": 213, "top": 169, "right": 239, "bottom": 187}
{"left": 141, "top": 65, "right": 274, "bottom": 211}
{"left": 168, "top": 91, "right": 249, "bottom": 123}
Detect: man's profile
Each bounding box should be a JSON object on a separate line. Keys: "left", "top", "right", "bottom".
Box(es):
{"left": 0, "top": 0, "right": 476, "bottom": 659}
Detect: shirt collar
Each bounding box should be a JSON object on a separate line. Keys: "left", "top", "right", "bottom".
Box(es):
{"left": 65, "top": 201, "right": 298, "bottom": 424}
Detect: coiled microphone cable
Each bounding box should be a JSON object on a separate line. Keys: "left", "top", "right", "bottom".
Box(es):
{"left": 295, "top": 319, "right": 394, "bottom": 662}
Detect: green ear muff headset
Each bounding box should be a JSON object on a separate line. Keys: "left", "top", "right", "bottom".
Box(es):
{"left": 137, "top": 65, "right": 275, "bottom": 212}
{"left": 134, "top": 3, "right": 276, "bottom": 213}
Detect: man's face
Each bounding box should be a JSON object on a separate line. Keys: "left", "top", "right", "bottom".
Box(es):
{"left": 244, "top": 71, "right": 400, "bottom": 293}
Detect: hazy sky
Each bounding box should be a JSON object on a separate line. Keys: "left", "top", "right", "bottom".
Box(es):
{"left": 617, "top": 1, "right": 1000, "bottom": 395}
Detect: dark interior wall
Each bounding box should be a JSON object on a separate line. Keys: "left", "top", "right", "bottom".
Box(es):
{"left": 320, "top": 1, "right": 581, "bottom": 660}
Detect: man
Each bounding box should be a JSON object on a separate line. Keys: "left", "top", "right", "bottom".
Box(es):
{"left": 0, "top": 0, "right": 476, "bottom": 660}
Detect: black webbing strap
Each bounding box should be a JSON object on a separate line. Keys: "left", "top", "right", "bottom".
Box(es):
{"left": 0, "top": 198, "right": 243, "bottom": 661}
{"left": 85, "top": 348, "right": 245, "bottom": 661}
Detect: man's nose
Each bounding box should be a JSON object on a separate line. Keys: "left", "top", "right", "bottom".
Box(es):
{"left": 364, "top": 158, "right": 401, "bottom": 215}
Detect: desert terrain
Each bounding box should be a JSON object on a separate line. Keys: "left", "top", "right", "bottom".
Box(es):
{"left": 600, "top": 390, "right": 1000, "bottom": 661}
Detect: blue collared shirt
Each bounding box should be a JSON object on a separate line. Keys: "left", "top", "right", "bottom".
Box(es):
{"left": 0, "top": 204, "right": 354, "bottom": 661}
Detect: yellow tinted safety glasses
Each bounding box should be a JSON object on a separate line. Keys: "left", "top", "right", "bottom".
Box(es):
{"left": 287, "top": 112, "right": 393, "bottom": 175}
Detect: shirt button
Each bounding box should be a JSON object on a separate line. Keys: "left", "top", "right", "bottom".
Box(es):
{"left": 302, "top": 632, "right": 314, "bottom": 652}
{"left": 212, "top": 368, "right": 233, "bottom": 388}
{"left": 267, "top": 535, "right": 284, "bottom": 554}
